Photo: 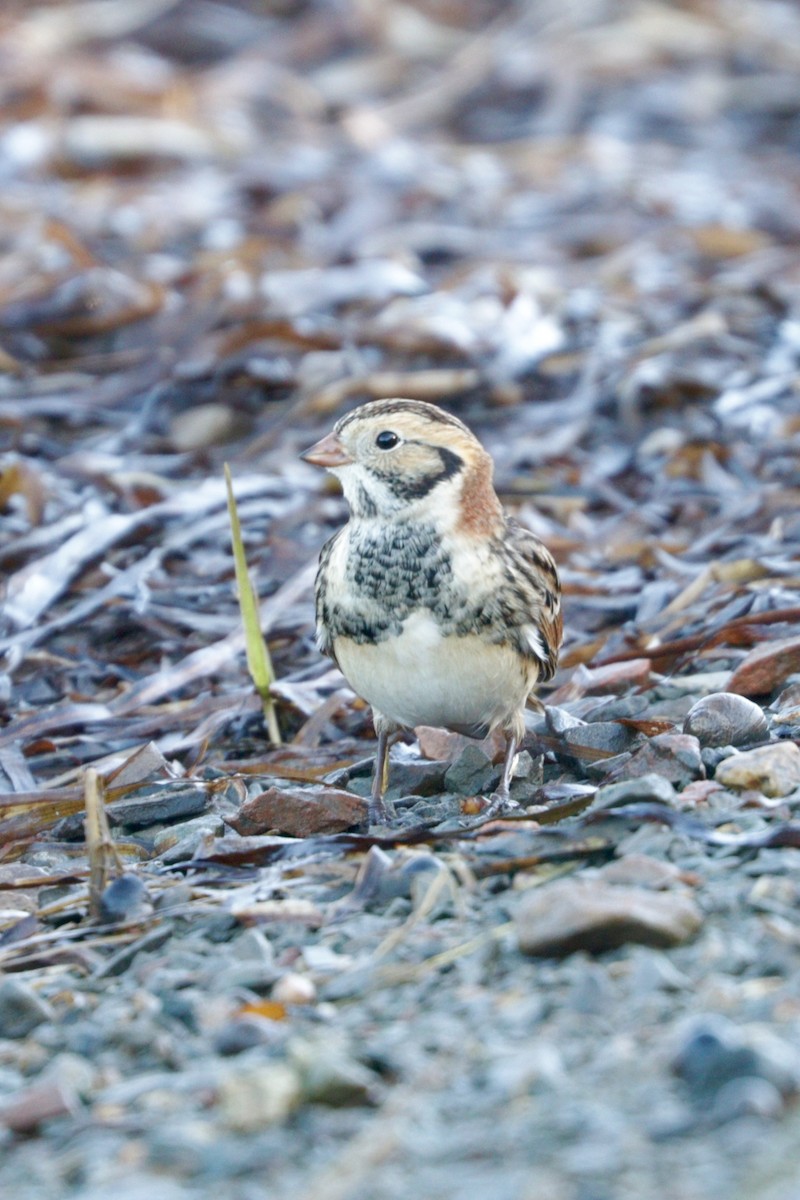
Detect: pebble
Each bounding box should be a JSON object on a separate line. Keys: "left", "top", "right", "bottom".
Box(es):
{"left": 213, "top": 1017, "right": 276, "bottom": 1056}
{"left": 99, "top": 874, "right": 152, "bottom": 923}
{"left": 272, "top": 972, "right": 317, "bottom": 1006}
{"left": 0, "top": 1079, "right": 78, "bottom": 1134}
{"left": 417, "top": 725, "right": 505, "bottom": 763}
{"left": 671, "top": 1015, "right": 800, "bottom": 1103}
{"left": 608, "top": 733, "right": 705, "bottom": 788}
{"left": 289, "top": 1036, "right": 382, "bottom": 1106}
{"left": 561, "top": 720, "right": 640, "bottom": 762}
{"left": 683, "top": 692, "right": 769, "bottom": 747}
{"left": 229, "top": 785, "right": 367, "bottom": 836}
{"left": 0, "top": 979, "right": 55, "bottom": 1039}
{"left": 599, "top": 854, "right": 686, "bottom": 890}
{"left": 0, "top": 864, "right": 47, "bottom": 916}
{"left": 217, "top": 1062, "right": 302, "bottom": 1131}
{"left": 516, "top": 877, "right": 703, "bottom": 957}
{"left": 593, "top": 773, "right": 677, "bottom": 807}
{"left": 714, "top": 742, "right": 800, "bottom": 797}
{"left": 385, "top": 757, "right": 451, "bottom": 798}
{"left": 153, "top": 815, "right": 225, "bottom": 858}
{"left": 109, "top": 786, "right": 210, "bottom": 829}
{"left": 444, "top": 744, "right": 499, "bottom": 795}
{"left": 727, "top": 635, "right": 800, "bottom": 697}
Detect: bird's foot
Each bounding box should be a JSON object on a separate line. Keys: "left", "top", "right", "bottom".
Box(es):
{"left": 459, "top": 789, "right": 521, "bottom": 828}
{"left": 482, "top": 789, "right": 522, "bottom": 819}
{"left": 368, "top": 794, "right": 397, "bottom": 828}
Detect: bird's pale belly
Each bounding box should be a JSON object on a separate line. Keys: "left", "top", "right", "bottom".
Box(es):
{"left": 334, "top": 611, "right": 535, "bottom": 735}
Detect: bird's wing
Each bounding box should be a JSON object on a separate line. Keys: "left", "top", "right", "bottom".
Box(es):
{"left": 314, "top": 527, "right": 345, "bottom": 665}
{"left": 497, "top": 519, "right": 562, "bottom": 682}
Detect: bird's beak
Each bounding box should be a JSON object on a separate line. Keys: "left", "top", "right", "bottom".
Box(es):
{"left": 300, "top": 431, "right": 354, "bottom": 468}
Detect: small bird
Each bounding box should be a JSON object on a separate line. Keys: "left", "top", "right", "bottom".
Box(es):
{"left": 301, "top": 398, "right": 562, "bottom": 825}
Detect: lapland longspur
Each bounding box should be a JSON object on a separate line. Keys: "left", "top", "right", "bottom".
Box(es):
{"left": 302, "top": 398, "right": 562, "bottom": 825}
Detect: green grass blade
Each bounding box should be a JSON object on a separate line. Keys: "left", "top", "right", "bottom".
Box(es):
{"left": 224, "top": 464, "right": 282, "bottom": 744}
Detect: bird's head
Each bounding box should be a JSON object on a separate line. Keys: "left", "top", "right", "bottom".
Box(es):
{"left": 301, "top": 398, "right": 501, "bottom": 531}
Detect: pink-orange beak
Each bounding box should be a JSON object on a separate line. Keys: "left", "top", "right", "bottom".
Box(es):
{"left": 300, "top": 431, "right": 354, "bottom": 468}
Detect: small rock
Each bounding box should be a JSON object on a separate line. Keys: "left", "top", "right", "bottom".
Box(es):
{"left": 545, "top": 706, "right": 586, "bottom": 735}
{"left": 213, "top": 1017, "right": 276, "bottom": 1057}
{"left": 229, "top": 785, "right": 367, "bottom": 837}
{"left": 444, "top": 744, "right": 499, "bottom": 795}
{"left": 561, "top": 721, "right": 640, "bottom": 762}
{"left": 771, "top": 683, "right": 800, "bottom": 731}
{"left": 516, "top": 879, "right": 702, "bottom": 957}
{"left": 0, "top": 1080, "right": 78, "bottom": 1133}
{"left": 99, "top": 873, "right": 152, "bottom": 923}
{"left": 679, "top": 779, "right": 724, "bottom": 806}
{"left": 385, "top": 758, "right": 449, "bottom": 799}
{"left": 607, "top": 733, "right": 705, "bottom": 788}
{"left": 109, "top": 786, "right": 210, "bottom": 829}
{"left": 727, "top": 635, "right": 800, "bottom": 697}
{"left": 599, "top": 854, "right": 685, "bottom": 890}
{"left": 153, "top": 814, "right": 225, "bottom": 856}
{"left": 0, "top": 864, "right": 47, "bottom": 915}
{"left": 701, "top": 745, "right": 738, "bottom": 772}
{"left": 0, "top": 979, "right": 55, "bottom": 1039}
{"left": 217, "top": 1063, "right": 302, "bottom": 1130}
{"left": 550, "top": 657, "right": 652, "bottom": 702}
{"left": 350, "top": 846, "right": 449, "bottom": 907}
{"left": 290, "top": 1038, "right": 381, "bottom": 1107}
{"left": 417, "top": 725, "right": 504, "bottom": 762}
{"left": 714, "top": 742, "right": 800, "bottom": 798}
{"left": 407, "top": 857, "right": 456, "bottom": 915}
{"left": 672, "top": 1015, "right": 800, "bottom": 1104}
{"left": 684, "top": 692, "right": 768, "bottom": 748}
{"left": 594, "top": 773, "right": 677, "bottom": 808}
{"left": 272, "top": 972, "right": 316, "bottom": 1006}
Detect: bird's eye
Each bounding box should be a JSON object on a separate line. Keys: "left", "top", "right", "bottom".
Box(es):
{"left": 375, "top": 430, "right": 399, "bottom": 450}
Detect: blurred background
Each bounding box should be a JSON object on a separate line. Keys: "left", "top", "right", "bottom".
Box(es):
{"left": 1, "top": 0, "right": 799, "bottom": 764}
{"left": 2, "top": 6, "right": 800, "bottom": 1199}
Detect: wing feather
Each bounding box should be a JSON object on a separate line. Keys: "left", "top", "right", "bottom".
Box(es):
{"left": 495, "top": 519, "right": 562, "bottom": 682}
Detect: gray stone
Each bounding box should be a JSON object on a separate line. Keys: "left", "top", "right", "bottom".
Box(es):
{"left": 290, "top": 1036, "right": 382, "bottom": 1106}
{"left": 562, "top": 721, "right": 640, "bottom": 761}
{"left": 684, "top": 692, "right": 769, "bottom": 748}
{"left": 594, "top": 773, "right": 677, "bottom": 808}
{"left": 386, "top": 758, "right": 449, "bottom": 798}
{"left": 672, "top": 1015, "right": 800, "bottom": 1102}
{"left": 444, "top": 744, "right": 499, "bottom": 795}
{"left": 98, "top": 873, "right": 152, "bottom": 923}
{"left": 153, "top": 814, "right": 225, "bottom": 859}
{"left": 109, "top": 786, "right": 210, "bottom": 829}
{"left": 516, "top": 878, "right": 703, "bottom": 957}
{"left": 607, "top": 733, "right": 705, "bottom": 788}
{"left": 0, "top": 979, "right": 55, "bottom": 1039}
{"left": 598, "top": 854, "right": 685, "bottom": 891}
{"left": 213, "top": 1017, "right": 276, "bottom": 1056}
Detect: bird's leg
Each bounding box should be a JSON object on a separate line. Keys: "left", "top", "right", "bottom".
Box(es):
{"left": 478, "top": 733, "right": 520, "bottom": 821}
{"left": 498, "top": 732, "right": 519, "bottom": 801}
{"left": 368, "top": 727, "right": 396, "bottom": 826}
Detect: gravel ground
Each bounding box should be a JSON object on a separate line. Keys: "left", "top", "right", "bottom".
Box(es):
{"left": 3, "top": 690, "right": 800, "bottom": 1199}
